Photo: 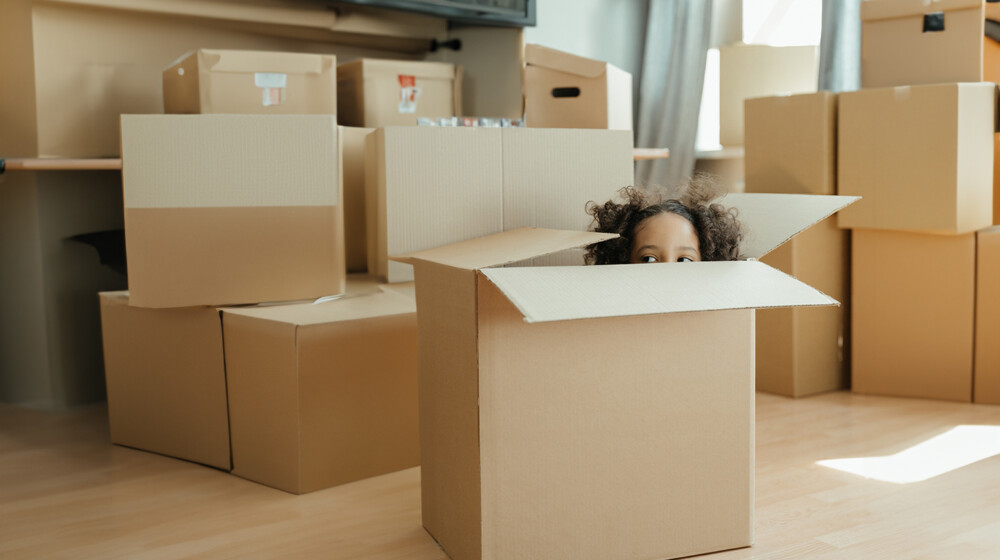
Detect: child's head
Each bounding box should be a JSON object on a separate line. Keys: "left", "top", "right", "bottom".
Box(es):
{"left": 584, "top": 175, "right": 743, "bottom": 265}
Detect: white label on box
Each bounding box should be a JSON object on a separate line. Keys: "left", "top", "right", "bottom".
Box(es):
{"left": 398, "top": 74, "right": 420, "bottom": 114}
{"left": 255, "top": 73, "right": 287, "bottom": 88}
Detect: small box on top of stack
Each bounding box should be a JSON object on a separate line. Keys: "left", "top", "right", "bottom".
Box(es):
{"left": 743, "top": 91, "right": 849, "bottom": 397}
{"left": 843, "top": 0, "right": 1000, "bottom": 403}
{"left": 99, "top": 49, "right": 422, "bottom": 494}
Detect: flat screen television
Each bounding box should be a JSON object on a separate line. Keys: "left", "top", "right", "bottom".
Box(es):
{"left": 330, "top": 0, "right": 535, "bottom": 27}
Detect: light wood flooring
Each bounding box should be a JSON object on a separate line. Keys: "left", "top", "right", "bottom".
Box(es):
{"left": 2, "top": 391, "right": 1000, "bottom": 559}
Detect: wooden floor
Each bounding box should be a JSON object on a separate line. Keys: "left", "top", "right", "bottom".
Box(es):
{"left": 2, "top": 391, "right": 1000, "bottom": 559}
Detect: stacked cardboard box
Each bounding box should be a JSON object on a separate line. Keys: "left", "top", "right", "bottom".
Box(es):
{"left": 744, "top": 91, "right": 850, "bottom": 397}
{"left": 841, "top": 0, "right": 999, "bottom": 403}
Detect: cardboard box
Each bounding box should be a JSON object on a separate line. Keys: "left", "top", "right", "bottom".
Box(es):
{"left": 391, "top": 193, "right": 856, "bottom": 560}
{"left": 975, "top": 226, "right": 1000, "bottom": 404}
{"left": 852, "top": 228, "right": 982, "bottom": 402}
{"left": 163, "top": 49, "right": 337, "bottom": 115}
{"left": 99, "top": 291, "right": 230, "bottom": 470}
{"left": 744, "top": 92, "right": 837, "bottom": 195}
{"left": 861, "top": 0, "right": 985, "bottom": 88}
{"left": 120, "top": 114, "right": 345, "bottom": 308}
{"left": 756, "top": 217, "right": 850, "bottom": 397}
{"left": 719, "top": 44, "right": 818, "bottom": 147}
{"left": 342, "top": 126, "right": 376, "bottom": 273}
{"left": 222, "top": 288, "right": 420, "bottom": 494}
{"left": 523, "top": 44, "right": 633, "bottom": 130}
{"left": 837, "top": 82, "right": 995, "bottom": 234}
{"left": 365, "top": 126, "right": 634, "bottom": 283}
{"left": 337, "top": 59, "right": 461, "bottom": 127}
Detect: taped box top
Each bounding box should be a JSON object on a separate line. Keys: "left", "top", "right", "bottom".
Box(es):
{"left": 393, "top": 193, "right": 859, "bottom": 323}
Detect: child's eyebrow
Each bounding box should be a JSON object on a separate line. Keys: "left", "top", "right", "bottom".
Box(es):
{"left": 634, "top": 244, "right": 659, "bottom": 252}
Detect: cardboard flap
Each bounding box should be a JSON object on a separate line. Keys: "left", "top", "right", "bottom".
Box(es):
{"left": 482, "top": 260, "right": 838, "bottom": 323}
{"left": 201, "top": 49, "right": 333, "bottom": 75}
{"left": 718, "top": 193, "right": 860, "bottom": 259}
{"left": 861, "top": 0, "right": 982, "bottom": 22}
{"left": 390, "top": 227, "right": 617, "bottom": 270}
{"left": 524, "top": 44, "right": 609, "bottom": 78}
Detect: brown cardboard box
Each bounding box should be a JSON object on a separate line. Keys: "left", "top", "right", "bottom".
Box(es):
{"left": 756, "top": 217, "right": 850, "bottom": 397}
{"left": 837, "top": 82, "right": 995, "bottom": 234}
{"left": 99, "top": 291, "right": 230, "bottom": 470}
{"left": 719, "top": 44, "right": 818, "bottom": 147}
{"left": 365, "top": 127, "right": 634, "bottom": 283}
{"left": 342, "top": 126, "right": 376, "bottom": 273}
{"left": 975, "top": 226, "right": 1000, "bottom": 404}
{"left": 392, "top": 193, "right": 856, "bottom": 560}
{"left": 222, "top": 288, "right": 419, "bottom": 494}
{"left": 120, "top": 114, "right": 345, "bottom": 308}
{"left": 163, "top": 49, "right": 337, "bottom": 115}
{"left": 337, "top": 59, "right": 461, "bottom": 127}
{"left": 744, "top": 92, "right": 837, "bottom": 195}
{"left": 861, "top": 0, "right": 985, "bottom": 88}
{"left": 523, "top": 44, "right": 633, "bottom": 130}
{"left": 852, "top": 228, "right": 977, "bottom": 402}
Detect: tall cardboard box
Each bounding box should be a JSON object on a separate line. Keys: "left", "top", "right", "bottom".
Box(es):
{"left": 337, "top": 59, "right": 461, "bottom": 127}
{"left": 342, "top": 126, "right": 376, "bottom": 273}
{"left": 99, "top": 291, "right": 230, "bottom": 470}
{"left": 744, "top": 92, "right": 837, "bottom": 195}
{"left": 837, "top": 82, "right": 995, "bottom": 234}
{"left": 393, "top": 194, "right": 856, "bottom": 560}
{"left": 852, "top": 228, "right": 979, "bottom": 402}
{"left": 975, "top": 226, "right": 1000, "bottom": 405}
{"left": 719, "top": 44, "right": 818, "bottom": 147}
{"left": 365, "top": 127, "right": 634, "bottom": 283}
{"left": 222, "top": 288, "right": 420, "bottom": 494}
{"left": 861, "top": 0, "right": 985, "bottom": 88}
{"left": 163, "top": 49, "right": 337, "bottom": 115}
{"left": 523, "top": 44, "right": 633, "bottom": 130}
{"left": 120, "top": 114, "right": 345, "bottom": 308}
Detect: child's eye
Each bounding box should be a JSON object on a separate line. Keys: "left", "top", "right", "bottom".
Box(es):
{"left": 639, "top": 255, "right": 658, "bottom": 263}
{"left": 678, "top": 256, "right": 694, "bottom": 263}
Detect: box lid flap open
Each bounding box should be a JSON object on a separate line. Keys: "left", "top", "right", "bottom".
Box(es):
{"left": 482, "top": 260, "right": 837, "bottom": 323}
{"left": 720, "top": 193, "right": 860, "bottom": 259}
{"left": 525, "top": 44, "right": 610, "bottom": 78}
{"left": 390, "top": 227, "right": 617, "bottom": 270}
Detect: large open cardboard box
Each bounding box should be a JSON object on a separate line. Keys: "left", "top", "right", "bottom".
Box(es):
{"left": 851, "top": 227, "right": 1000, "bottom": 402}
{"left": 719, "top": 44, "right": 818, "bottom": 147}
{"left": 861, "top": 0, "right": 985, "bottom": 88}
{"left": 392, "top": 193, "right": 856, "bottom": 560}
{"left": 99, "top": 291, "right": 230, "bottom": 470}
{"left": 522, "top": 44, "right": 633, "bottom": 130}
{"left": 222, "top": 287, "right": 419, "bottom": 494}
{"left": 163, "top": 49, "right": 337, "bottom": 115}
{"left": 837, "top": 82, "right": 995, "bottom": 234}
{"left": 365, "top": 126, "right": 634, "bottom": 283}
{"left": 337, "top": 59, "right": 461, "bottom": 126}
{"left": 120, "top": 114, "right": 345, "bottom": 308}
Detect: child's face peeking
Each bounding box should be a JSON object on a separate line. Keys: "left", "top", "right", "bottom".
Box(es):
{"left": 629, "top": 211, "right": 701, "bottom": 263}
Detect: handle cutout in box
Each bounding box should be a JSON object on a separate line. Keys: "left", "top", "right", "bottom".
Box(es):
{"left": 923, "top": 12, "right": 945, "bottom": 32}
{"left": 551, "top": 87, "right": 581, "bottom": 98}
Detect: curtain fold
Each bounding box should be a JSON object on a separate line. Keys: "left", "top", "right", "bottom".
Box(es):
{"left": 819, "top": 0, "right": 862, "bottom": 92}
{"left": 634, "top": 0, "right": 714, "bottom": 192}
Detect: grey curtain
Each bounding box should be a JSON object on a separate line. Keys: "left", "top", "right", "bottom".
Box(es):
{"left": 819, "top": 0, "right": 862, "bottom": 92}
{"left": 634, "top": 0, "right": 714, "bottom": 192}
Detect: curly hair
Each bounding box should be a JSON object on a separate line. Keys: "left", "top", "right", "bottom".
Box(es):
{"left": 584, "top": 174, "right": 744, "bottom": 264}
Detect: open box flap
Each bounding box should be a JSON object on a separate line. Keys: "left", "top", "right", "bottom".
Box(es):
{"left": 719, "top": 193, "right": 860, "bottom": 259}
{"left": 482, "top": 260, "right": 837, "bottom": 323}
{"left": 524, "top": 43, "right": 610, "bottom": 78}
{"left": 390, "top": 227, "right": 617, "bottom": 270}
